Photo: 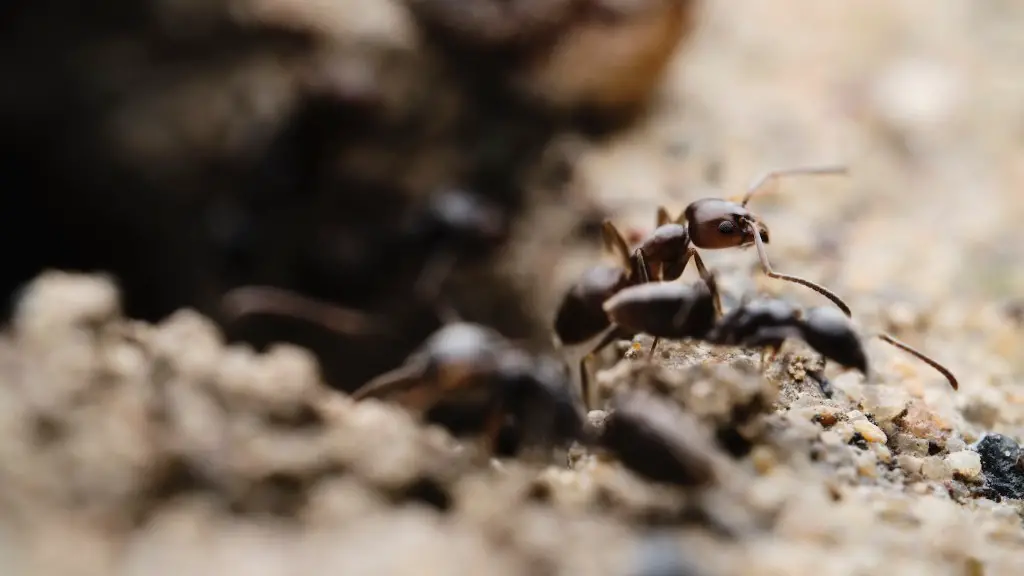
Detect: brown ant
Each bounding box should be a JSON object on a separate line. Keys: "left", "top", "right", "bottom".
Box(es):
{"left": 603, "top": 277, "right": 959, "bottom": 391}
{"left": 631, "top": 165, "right": 852, "bottom": 357}
{"left": 555, "top": 164, "right": 957, "bottom": 408}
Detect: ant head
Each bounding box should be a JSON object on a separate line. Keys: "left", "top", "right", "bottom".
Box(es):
{"left": 684, "top": 199, "right": 768, "bottom": 250}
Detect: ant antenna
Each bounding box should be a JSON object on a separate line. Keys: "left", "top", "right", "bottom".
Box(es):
{"left": 740, "top": 165, "right": 849, "bottom": 207}
{"left": 746, "top": 219, "right": 853, "bottom": 316}
{"left": 875, "top": 333, "right": 959, "bottom": 390}
{"left": 221, "top": 286, "right": 393, "bottom": 336}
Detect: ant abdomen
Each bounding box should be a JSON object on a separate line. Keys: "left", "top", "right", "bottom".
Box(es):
{"left": 797, "top": 306, "right": 869, "bottom": 374}
{"left": 554, "top": 263, "right": 632, "bottom": 346}
{"left": 602, "top": 281, "right": 716, "bottom": 340}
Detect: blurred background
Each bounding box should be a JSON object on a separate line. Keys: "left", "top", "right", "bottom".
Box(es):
{"left": 1, "top": 0, "right": 1023, "bottom": 574}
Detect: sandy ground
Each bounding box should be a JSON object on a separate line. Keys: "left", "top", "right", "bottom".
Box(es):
{"left": 2, "top": 1, "right": 1024, "bottom": 575}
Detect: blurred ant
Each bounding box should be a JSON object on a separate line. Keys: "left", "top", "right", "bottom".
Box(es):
{"left": 350, "top": 320, "right": 588, "bottom": 461}
{"left": 223, "top": 187, "right": 508, "bottom": 332}
{"left": 603, "top": 277, "right": 959, "bottom": 391}
{"left": 225, "top": 287, "right": 588, "bottom": 461}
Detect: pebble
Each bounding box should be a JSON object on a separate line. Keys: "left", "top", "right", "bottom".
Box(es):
{"left": 892, "top": 433, "right": 930, "bottom": 457}
{"left": 750, "top": 446, "right": 777, "bottom": 475}
{"left": 871, "top": 444, "right": 893, "bottom": 464}
{"left": 855, "top": 450, "right": 879, "bottom": 478}
{"left": 897, "top": 454, "right": 924, "bottom": 478}
{"left": 945, "top": 436, "right": 967, "bottom": 453}
{"left": 852, "top": 420, "right": 888, "bottom": 444}
{"left": 861, "top": 386, "right": 911, "bottom": 423}
{"left": 921, "top": 456, "right": 952, "bottom": 481}
{"left": 820, "top": 431, "right": 844, "bottom": 447}
{"left": 945, "top": 450, "right": 982, "bottom": 481}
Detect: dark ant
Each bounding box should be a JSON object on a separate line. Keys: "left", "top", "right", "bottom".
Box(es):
{"left": 226, "top": 287, "right": 589, "bottom": 460}
{"left": 222, "top": 187, "right": 509, "bottom": 334}
{"left": 603, "top": 277, "right": 959, "bottom": 390}
{"left": 403, "top": 187, "right": 508, "bottom": 302}
{"left": 552, "top": 215, "right": 667, "bottom": 410}
{"left": 349, "top": 321, "right": 587, "bottom": 460}
{"left": 596, "top": 388, "right": 717, "bottom": 488}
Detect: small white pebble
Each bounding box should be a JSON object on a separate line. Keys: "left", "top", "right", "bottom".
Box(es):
{"left": 832, "top": 422, "right": 856, "bottom": 443}
{"left": 871, "top": 443, "right": 893, "bottom": 464}
{"left": 921, "top": 456, "right": 952, "bottom": 481}
{"left": 897, "top": 454, "right": 923, "bottom": 477}
{"left": 820, "top": 430, "right": 844, "bottom": 447}
{"left": 945, "top": 450, "right": 982, "bottom": 480}
{"left": 945, "top": 436, "right": 967, "bottom": 453}
{"left": 853, "top": 420, "right": 888, "bottom": 444}
{"left": 856, "top": 450, "right": 879, "bottom": 478}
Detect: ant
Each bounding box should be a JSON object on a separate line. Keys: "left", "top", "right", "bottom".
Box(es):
{"left": 349, "top": 320, "right": 588, "bottom": 461}
{"left": 222, "top": 187, "right": 509, "bottom": 333}
{"left": 226, "top": 286, "right": 589, "bottom": 461}
{"left": 602, "top": 276, "right": 959, "bottom": 391}
{"left": 596, "top": 388, "right": 717, "bottom": 489}
{"left": 554, "top": 164, "right": 958, "bottom": 408}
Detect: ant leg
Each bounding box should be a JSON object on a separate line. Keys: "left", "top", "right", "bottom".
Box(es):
{"left": 739, "top": 165, "right": 849, "bottom": 207}
{"left": 806, "top": 366, "right": 835, "bottom": 398}
{"left": 628, "top": 248, "right": 669, "bottom": 359}
{"left": 414, "top": 249, "right": 459, "bottom": 303}
{"left": 633, "top": 248, "right": 653, "bottom": 283}
{"left": 656, "top": 206, "right": 673, "bottom": 227}
{"left": 747, "top": 221, "right": 853, "bottom": 317}
{"left": 350, "top": 356, "right": 429, "bottom": 400}
{"left": 875, "top": 332, "right": 959, "bottom": 390}
{"left": 603, "top": 220, "right": 634, "bottom": 271}
{"left": 579, "top": 327, "right": 622, "bottom": 411}
{"left": 477, "top": 402, "right": 506, "bottom": 464}
{"left": 690, "top": 250, "right": 723, "bottom": 317}
{"left": 221, "top": 286, "right": 392, "bottom": 335}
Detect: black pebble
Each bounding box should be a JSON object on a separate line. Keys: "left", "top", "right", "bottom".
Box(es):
{"left": 976, "top": 434, "right": 1024, "bottom": 500}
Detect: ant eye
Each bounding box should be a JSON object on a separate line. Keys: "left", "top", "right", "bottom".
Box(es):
{"left": 717, "top": 220, "right": 736, "bottom": 235}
